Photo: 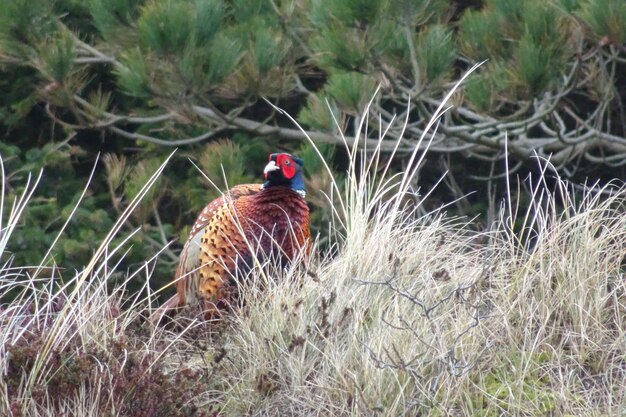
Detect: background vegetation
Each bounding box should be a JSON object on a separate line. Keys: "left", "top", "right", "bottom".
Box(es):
{"left": 0, "top": 0, "right": 625, "bottom": 290}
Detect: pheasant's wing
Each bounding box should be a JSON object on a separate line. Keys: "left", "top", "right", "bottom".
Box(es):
{"left": 175, "top": 184, "right": 261, "bottom": 305}
{"left": 195, "top": 199, "right": 252, "bottom": 304}
{"left": 186, "top": 184, "right": 262, "bottom": 241}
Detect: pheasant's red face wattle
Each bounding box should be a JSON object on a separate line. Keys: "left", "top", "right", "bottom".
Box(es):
{"left": 276, "top": 153, "right": 296, "bottom": 179}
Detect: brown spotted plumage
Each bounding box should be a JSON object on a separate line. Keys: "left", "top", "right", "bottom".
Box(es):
{"left": 152, "top": 153, "right": 310, "bottom": 322}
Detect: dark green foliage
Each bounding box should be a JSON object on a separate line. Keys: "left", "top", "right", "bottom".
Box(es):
{"left": 90, "top": 0, "right": 140, "bottom": 38}
{"left": 309, "top": 25, "right": 369, "bottom": 71}
{"left": 387, "top": 0, "right": 449, "bottom": 25}
{"left": 489, "top": 0, "right": 525, "bottom": 29}
{"left": 250, "top": 27, "right": 291, "bottom": 76}
{"left": 513, "top": 33, "right": 559, "bottom": 97}
{"left": 415, "top": 25, "right": 456, "bottom": 85}
{"left": 459, "top": 9, "right": 505, "bottom": 61}
{"left": 323, "top": 0, "right": 384, "bottom": 25}
{"left": 522, "top": 1, "right": 564, "bottom": 46}
{"left": 115, "top": 49, "right": 152, "bottom": 98}
{"left": 459, "top": 0, "right": 573, "bottom": 109}
{"left": 555, "top": 0, "right": 582, "bottom": 12}
{"left": 325, "top": 72, "right": 377, "bottom": 114}
{"left": 465, "top": 62, "right": 509, "bottom": 111}
{"left": 109, "top": 1, "right": 240, "bottom": 99}
{"left": 137, "top": 1, "right": 195, "bottom": 55}
{"left": 198, "top": 139, "right": 248, "bottom": 190}
{"left": 40, "top": 30, "right": 76, "bottom": 83}
{"left": 298, "top": 92, "right": 339, "bottom": 131}
{"left": 204, "top": 33, "right": 243, "bottom": 85}
{"left": 230, "top": 0, "right": 274, "bottom": 22}
{"left": 191, "top": 0, "right": 226, "bottom": 46}
{"left": 579, "top": 0, "right": 626, "bottom": 44}
{"left": 0, "top": 0, "right": 55, "bottom": 53}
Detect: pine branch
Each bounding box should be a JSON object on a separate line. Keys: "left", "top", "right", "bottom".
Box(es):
{"left": 29, "top": 13, "right": 626, "bottom": 174}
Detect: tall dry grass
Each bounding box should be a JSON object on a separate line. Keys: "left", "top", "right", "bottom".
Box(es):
{"left": 0, "top": 154, "right": 218, "bottom": 417}
{"left": 1, "top": 67, "right": 625, "bottom": 416}
{"left": 206, "top": 93, "right": 625, "bottom": 415}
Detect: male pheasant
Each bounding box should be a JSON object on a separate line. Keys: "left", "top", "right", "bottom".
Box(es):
{"left": 153, "top": 152, "right": 310, "bottom": 321}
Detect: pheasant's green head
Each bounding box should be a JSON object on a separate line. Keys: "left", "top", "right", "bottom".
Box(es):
{"left": 263, "top": 153, "right": 305, "bottom": 196}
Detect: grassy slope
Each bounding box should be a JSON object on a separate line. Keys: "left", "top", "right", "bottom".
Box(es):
{"left": 1, "top": 85, "right": 625, "bottom": 416}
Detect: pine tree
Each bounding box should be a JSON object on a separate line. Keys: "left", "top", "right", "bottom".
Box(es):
{"left": 2, "top": 0, "right": 624, "bottom": 166}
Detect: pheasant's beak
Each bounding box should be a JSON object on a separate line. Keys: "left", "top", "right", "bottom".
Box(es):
{"left": 263, "top": 160, "right": 280, "bottom": 177}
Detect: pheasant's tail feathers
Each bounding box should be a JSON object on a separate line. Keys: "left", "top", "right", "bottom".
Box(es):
{"left": 148, "top": 294, "right": 180, "bottom": 326}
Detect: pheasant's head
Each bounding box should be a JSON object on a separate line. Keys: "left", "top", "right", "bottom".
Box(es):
{"left": 263, "top": 153, "right": 305, "bottom": 196}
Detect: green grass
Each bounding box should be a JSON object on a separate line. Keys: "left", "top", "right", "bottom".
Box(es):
{"left": 1, "top": 67, "right": 625, "bottom": 416}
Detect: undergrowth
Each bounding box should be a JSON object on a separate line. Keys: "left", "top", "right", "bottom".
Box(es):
{"left": 1, "top": 68, "right": 625, "bottom": 416}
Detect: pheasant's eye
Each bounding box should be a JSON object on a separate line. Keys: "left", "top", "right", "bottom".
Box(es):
{"left": 284, "top": 159, "right": 291, "bottom": 165}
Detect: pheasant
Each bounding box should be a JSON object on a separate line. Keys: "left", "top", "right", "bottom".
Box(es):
{"left": 153, "top": 152, "right": 311, "bottom": 321}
